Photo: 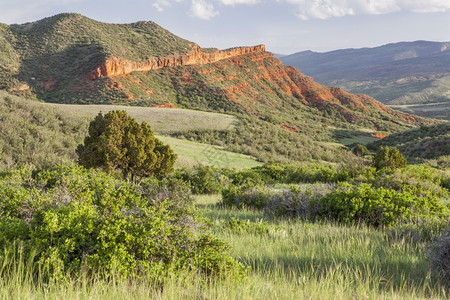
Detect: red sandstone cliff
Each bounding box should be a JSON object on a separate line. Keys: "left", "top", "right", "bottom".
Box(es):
{"left": 89, "top": 44, "right": 266, "bottom": 79}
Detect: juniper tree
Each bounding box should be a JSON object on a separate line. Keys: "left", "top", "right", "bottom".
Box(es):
{"left": 372, "top": 146, "right": 406, "bottom": 170}
{"left": 76, "top": 110, "right": 176, "bottom": 181}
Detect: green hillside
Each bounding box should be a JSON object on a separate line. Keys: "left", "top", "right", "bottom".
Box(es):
{"left": 368, "top": 123, "right": 450, "bottom": 164}
{"left": 0, "top": 13, "right": 194, "bottom": 99}
{"left": 0, "top": 14, "right": 438, "bottom": 165}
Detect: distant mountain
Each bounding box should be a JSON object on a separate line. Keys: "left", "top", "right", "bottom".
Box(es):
{"left": 280, "top": 41, "right": 450, "bottom": 120}
{"left": 0, "top": 14, "right": 436, "bottom": 164}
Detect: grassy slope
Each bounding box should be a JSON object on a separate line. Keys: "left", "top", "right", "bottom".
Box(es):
{"left": 158, "top": 136, "right": 261, "bottom": 169}
{"left": 46, "top": 103, "right": 237, "bottom": 134}
{"left": 0, "top": 91, "right": 260, "bottom": 170}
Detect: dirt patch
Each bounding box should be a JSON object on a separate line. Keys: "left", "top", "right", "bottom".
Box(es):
{"left": 154, "top": 103, "right": 178, "bottom": 108}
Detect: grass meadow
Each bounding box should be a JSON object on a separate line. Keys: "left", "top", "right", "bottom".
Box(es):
{"left": 46, "top": 103, "right": 238, "bottom": 134}
{"left": 1, "top": 194, "right": 447, "bottom": 299}
{"left": 157, "top": 135, "right": 262, "bottom": 169}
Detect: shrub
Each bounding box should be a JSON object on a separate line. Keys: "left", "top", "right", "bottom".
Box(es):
{"left": 314, "top": 183, "right": 448, "bottom": 227}
{"left": 231, "top": 163, "right": 354, "bottom": 185}
{"left": 351, "top": 144, "right": 369, "bottom": 157}
{"left": 174, "top": 165, "right": 231, "bottom": 194}
{"left": 428, "top": 226, "right": 450, "bottom": 284}
{"left": 264, "top": 184, "right": 334, "bottom": 218}
{"left": 221, "top": 183, "right": 271, "bottom": 210}
{"left": 0, "top": 165, "right": 244, "bottom": 280}
{"left": 373, "top": 146, "right": 407, "bottom": 170}
{"left": 369, "top": 165, "right": 449, "bottom": 200}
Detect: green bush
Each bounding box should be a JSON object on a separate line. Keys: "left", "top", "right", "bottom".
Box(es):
{"left": 221, "top": 183, "right": 271, "bottom": 210}
{"left": 77, "top": 110, "right": 176, "bottom": 181}
{"left": 0, "top": 165, "right": 244, "bottom": 280}
{"left": 174, "top": 165, "right": 231, "bottom": 194}
{"left": 373, "top": 146, "right": 407, "bottom": 170}
{"left": 314, "top": 183, "right": 448, "bottom": 227}
{"left": 264, "top": 184, "right": 335, "bottom": 218}
{"left": 231, "top": 163, "right": 354, "bottom": 185}
{"left": 351, "top": 144, "right": 369, "bottom": 157}
{"left": 368, "top": 165, "right": 449, "bottom": 200}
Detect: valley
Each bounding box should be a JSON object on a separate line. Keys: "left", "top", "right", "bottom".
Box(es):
{"left": 280, "top": 41, "right": 450, "bottom": 120}
{"left": 0, "top": 13, "right": 449, "bottom": 300}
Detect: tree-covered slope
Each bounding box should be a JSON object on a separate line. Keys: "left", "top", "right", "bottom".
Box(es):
{"left": 368, "top": 123, "right": 450, "bottom": 163}
{"left": 0, "top": 13, "right": 194, "bottom": 99}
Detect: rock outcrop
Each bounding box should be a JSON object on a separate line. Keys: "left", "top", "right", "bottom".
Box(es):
{"left": 89, "top": 44, "right": 266, "bottom": 79}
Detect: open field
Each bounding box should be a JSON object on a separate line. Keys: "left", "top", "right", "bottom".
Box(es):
{"left": 45, "top": 103, "right": 237, "bottom": 134}
{"left": 157, "top": 135, "right": 261, "bottom": 169}
{"left": 389, "top": 102, "right": 450, "bottom": 121}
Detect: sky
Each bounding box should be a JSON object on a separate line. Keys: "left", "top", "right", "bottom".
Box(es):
{"left": 1, "top": 0, "right": 450, "bottom": 54}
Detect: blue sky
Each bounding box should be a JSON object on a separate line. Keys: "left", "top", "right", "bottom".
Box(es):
{"left": 1, "top": 0, "right": 450, "bottom": 54}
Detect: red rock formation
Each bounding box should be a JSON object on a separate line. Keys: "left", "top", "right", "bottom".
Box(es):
{"left": 372, "top": 133, "right": 387, "bottom": 139}
{"left": 89, "top": 44, "right": 266, "bottom": 79}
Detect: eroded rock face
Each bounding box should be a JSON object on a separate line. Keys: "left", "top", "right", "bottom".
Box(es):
{"left": 89, "top": 44, "right": 266, "bottom": 79}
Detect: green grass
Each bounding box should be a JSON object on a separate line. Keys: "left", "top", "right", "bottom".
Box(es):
{"left": 46, "top": 103, "right": 237, "bottom": 134}
{"left": 1, "top": 194, "right": 447, "bottom": 299}
{"left": 338, "top": 135, "right": 379, "bottom": 146}
{"left": 157, "top": 136, "right": 261, "bottom": 169}
{"left": 0, "top": 91, "right": 261, "bottom": 170}
{"left": 196, "top": 194, "right": 447, "bottom": 299}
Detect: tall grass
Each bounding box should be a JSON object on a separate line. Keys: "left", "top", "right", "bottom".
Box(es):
{"left": 0, "top": 194, "right": 447, "bottom": 299}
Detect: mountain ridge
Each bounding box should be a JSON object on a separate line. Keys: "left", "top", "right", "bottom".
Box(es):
{"left": 89, "top": 44, "right": 266, "bottom": 79}
{"left": 280, "top": 41, "right": 450, "bottom": 120}
{"left": 0, "top": 13, "right": 438, "bottom": 164}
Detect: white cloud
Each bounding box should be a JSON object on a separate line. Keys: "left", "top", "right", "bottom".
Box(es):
{"left": 189, "top": 0, "right": 218, "bottom": 20}
{"left": 0, "top": 0, "right": 83, "bottom": 24}
{"left": 152, "top": 0, "right": 185, "bottom": 12}
{"left": 219, "top": 0, "right": 259, "bottom": 5}
{"left": 285, "top": 0, "right": 450, "bottom": 20}
{"left": 152, "top": 0, "right": 171, "bottom": 12}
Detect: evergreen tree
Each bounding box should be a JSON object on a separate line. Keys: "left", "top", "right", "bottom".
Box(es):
{"left": 372, "top": 146, "right": 406, "bottom": 170}
{"left": 76, "top": 110, "right": 176, "bottom": 181}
